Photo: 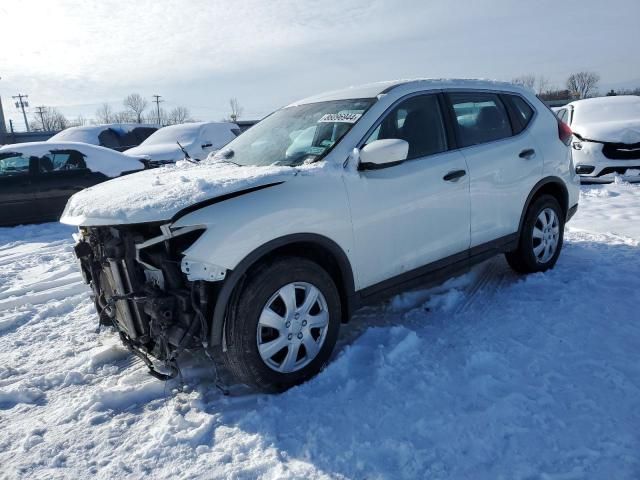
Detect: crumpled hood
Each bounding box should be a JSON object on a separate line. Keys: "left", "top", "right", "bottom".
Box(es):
{"left": 574, "top": 119, "right": 640, "bottom": 144}
{"left": 60, "top": 161, "right": 297, "bottom": 226}
{"left": 124, "top": 143, "right": 187, "bottom": 161}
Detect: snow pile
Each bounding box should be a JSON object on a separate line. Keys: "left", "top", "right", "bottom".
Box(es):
{"left": 61, "top": 160, "right": 301, "bottom": 225}
{"left": 571, "top": 181, "right": 640, "bottom": 239}
{"left": 1, "top": 183, "right": 640, "bottom": 478}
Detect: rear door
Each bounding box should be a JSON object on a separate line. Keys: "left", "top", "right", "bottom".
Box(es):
{"left": 444, "top": 91, "right": 543, "bottom": 247}
{"left": 30, "top": 150, "right": 106, "bottom": 221}
{"left": 0, "top": 153, "right": 39, "bottom": 226}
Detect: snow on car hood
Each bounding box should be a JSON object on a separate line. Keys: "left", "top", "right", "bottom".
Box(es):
{"left": 60, "top": 160, "right": 299, "bottom": 226}
{"left": 573, "top": 119, "right": 640, "bottom": 144}
{"left": 124, "top": 143, "right": 186, "bottom": 162}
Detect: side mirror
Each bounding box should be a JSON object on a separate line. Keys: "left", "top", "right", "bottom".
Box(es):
{"left": 359, "top": 139, "right": 408, "bottom": 168}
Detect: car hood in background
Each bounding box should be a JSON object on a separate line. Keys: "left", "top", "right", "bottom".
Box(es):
{"left": 573, "top": 119, "right": 640, "bottom": 144}
{"left": 124, "top": 143, "right": 190, "bottom": 162}
{"left": 60, "top": 160, "right": 297, "bottom": 226}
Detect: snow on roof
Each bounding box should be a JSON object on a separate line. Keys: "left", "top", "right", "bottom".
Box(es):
{"left": 288, "top": 78, "right": 528, "bottom": 106}
{"left": 135, "top": 122, "right": 238, "bottom": 147}
{"left": 0, "top": 141, "right": 144, "bottom": 177}
{"left": 48, "top": 123, "right": 157, "bottom": 145}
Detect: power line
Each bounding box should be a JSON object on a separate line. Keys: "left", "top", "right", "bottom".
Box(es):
{"left": 12, "top": 93, "right": 30, "bottom": 132}
{"left": 152, "top": 94, "right": 163, "bottom": 125}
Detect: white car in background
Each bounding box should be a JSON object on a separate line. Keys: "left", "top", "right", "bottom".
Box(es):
{"left": 49, "top": 124, "right": 158, "bottom": 151}
{"left": 62, "top": 79, "right": 579, "bottom": 392}
{"left": 556, "top": 96, "right": 640, "bottom": 182}
{"left": 124, "top": 121, "right": 240, "bottom": 164}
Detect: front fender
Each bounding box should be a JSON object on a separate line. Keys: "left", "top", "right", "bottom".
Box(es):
{"left": 172, "top": 173, "right": 355, "bottom": 275}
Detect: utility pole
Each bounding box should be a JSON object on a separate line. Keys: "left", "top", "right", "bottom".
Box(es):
{"left": 35, "top": 106, "right": 47, "bottom": 131}
{"left": 152, "top": 94, "right": 163, "bottom": 126}
{"left": 13, "top": 94, "right": 30, "bottom": 132}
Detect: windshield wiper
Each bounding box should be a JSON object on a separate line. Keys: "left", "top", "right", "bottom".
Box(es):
{"left": 177, "top": 141, "right": 198, "bottom": 164}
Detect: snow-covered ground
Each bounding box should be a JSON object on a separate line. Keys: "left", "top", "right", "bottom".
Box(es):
{"left": 1, "top": 183, "right": 639, "bottom": 479}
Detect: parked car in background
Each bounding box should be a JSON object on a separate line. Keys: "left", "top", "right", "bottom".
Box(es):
{"left": 0, "top": 142, "right": 145, "bottom": 226}
{"left": 49, "top": 124, "right": 158, "bottom": 152}
{"left": 124, "top": 121, "right": 240, "bottom": 164}
{"left": 62, "top": 79, "right": 579, "bottom": 392}
{"left": 556, "top": 96, "right": 640, "bottom": 182}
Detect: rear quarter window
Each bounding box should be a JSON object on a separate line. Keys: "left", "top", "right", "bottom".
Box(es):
{"left": 505, "top": 94, "right": 535, "bottom": 134}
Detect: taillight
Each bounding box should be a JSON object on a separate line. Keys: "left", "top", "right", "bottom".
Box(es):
{"left": 557, "top": 120, "right": 572, "bottom": 146}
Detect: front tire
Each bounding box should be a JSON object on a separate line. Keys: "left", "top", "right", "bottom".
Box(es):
{"left": 222, "top": 257, "right": 341, "bottom": 392}
{"left": 506, "top": 194, "right": 565, "bottom": 273}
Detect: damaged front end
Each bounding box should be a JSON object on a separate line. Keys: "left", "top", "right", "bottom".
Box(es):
{"left": 74, "top": 223, "right": 224, "bottom": 379}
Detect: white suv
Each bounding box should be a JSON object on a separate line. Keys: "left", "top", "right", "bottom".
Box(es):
{"left": 62, "top": 79, "right": 579, "bottom": 392}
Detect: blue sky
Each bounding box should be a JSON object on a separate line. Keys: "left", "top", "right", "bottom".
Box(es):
{"left": 1, "top": 0, "right": 639, "bottom": 129}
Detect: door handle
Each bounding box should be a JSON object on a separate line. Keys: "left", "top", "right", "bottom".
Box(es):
{"left": 519, "top": 148, "right": 536, "bottom": 159}
{"left": 443, "top": 169, "right": 466, "bottom": 182}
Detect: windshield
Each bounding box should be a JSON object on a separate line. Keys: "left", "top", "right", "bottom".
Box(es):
{"left": 141, "top": 124, "right": 201, "bottom": 146}
{"left": 212, "top": 98, "right": 375, "bottom": 167}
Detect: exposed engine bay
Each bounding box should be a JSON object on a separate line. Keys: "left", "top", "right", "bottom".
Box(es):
{"left": 73, "top": 223, "right": 220, "bottom": 379}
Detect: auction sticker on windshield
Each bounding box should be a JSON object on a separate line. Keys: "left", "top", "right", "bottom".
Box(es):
{"left": 318, "top": 112, "right": 362, "bottom": 123}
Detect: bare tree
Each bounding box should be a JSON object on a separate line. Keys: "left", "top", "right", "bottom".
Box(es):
{"left": 31, "top": 107, "right": 69, "bottom": 131}
{"left": 113, "top": 110, "right": 134, "bottom": 123}
{"left": 71, "top": 115, "right": 88, "bottom": 127}
{"left": 95, "top": 103, "right": 114, "bottom": 124}
{"left": 166, "top": 106, "right": 192, "bottom": 125}
{"left": 512, "top": 74, "right": 536, "bottom": 90}
{"left": 536, "top": 75, "right": 550, "bottom": 95}
{"left": 566, "top": 72, "right": 600, "bottom": 99}
{"left": 144, "top": 108, "right": 166, "bottom": 126}
{"left": 123, "top": 93, "right": 148, "bottom": 123}
{"left": 612, "top": 86, "right": 640, "bottom": 96}
{"left": 228, "top": 97, "right": 243, "bottom": 122}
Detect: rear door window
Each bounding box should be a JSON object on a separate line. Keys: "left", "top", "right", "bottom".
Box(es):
{"left": 40, "top": 150, "right": 87, "bottom": 173}
{"left": 448, "top": 92, "right": 513, "bottom": 147}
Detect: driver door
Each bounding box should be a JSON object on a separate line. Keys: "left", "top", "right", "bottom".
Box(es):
{"left": 343, "top": 93, "right": 471, "bottom": 290}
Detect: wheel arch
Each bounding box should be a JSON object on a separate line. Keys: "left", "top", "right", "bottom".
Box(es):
{"left": 518, "top": 176, "right": 569, "bottom": 238}
{"left": 209, "top": 233, "right": 356, "bottom": 346}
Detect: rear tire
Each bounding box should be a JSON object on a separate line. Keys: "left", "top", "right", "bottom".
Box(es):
{"left": 222, "top": 256, "right": 341, "bottom": 393}
{"left": 506, "top": 194, "right": 564, "bottom": 273}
